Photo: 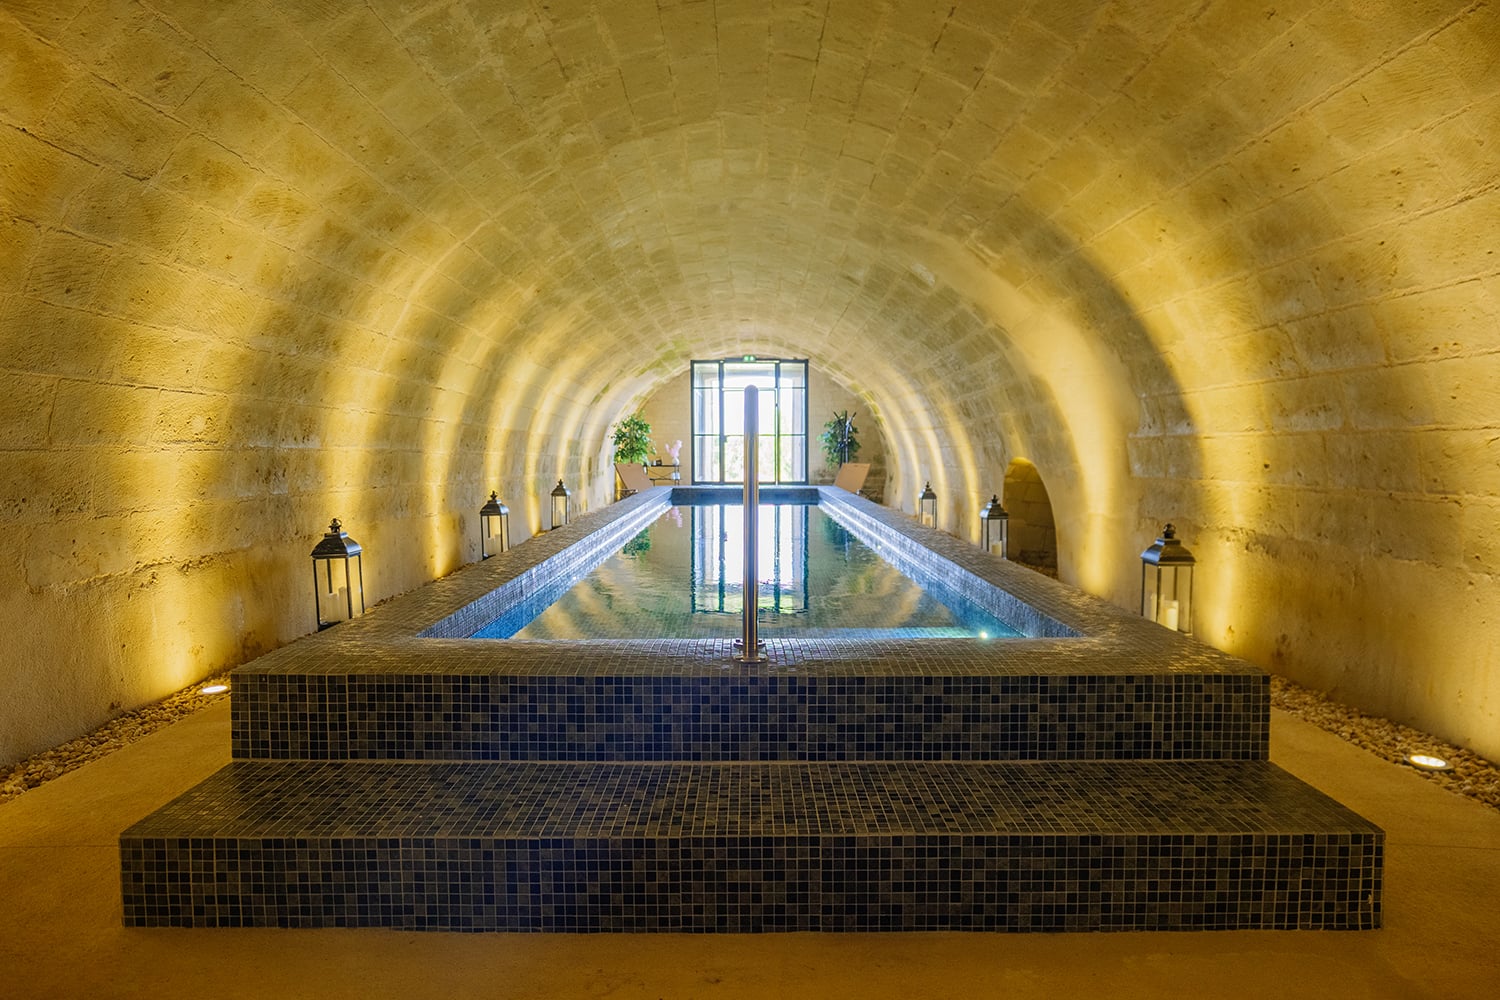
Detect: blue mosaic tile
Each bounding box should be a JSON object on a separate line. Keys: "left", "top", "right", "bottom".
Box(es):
{"left": 126, "top": 487, "right": 1381, "bottom": 934}
{"left": 121, "top": 760, "right": 1382, "bottom": 932}
{"left": 232, "top": 665, "right": 1267, "bottom": 761}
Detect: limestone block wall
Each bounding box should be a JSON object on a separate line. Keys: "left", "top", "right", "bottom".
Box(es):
{"left": 0, "top": 0, "right": 619, "bottom": 762}
{"left": 1104, "top": 3, "right": 1500, "bottom": 755}
{"left": 1, "top": 0, "right": 1498, "bottom": 766}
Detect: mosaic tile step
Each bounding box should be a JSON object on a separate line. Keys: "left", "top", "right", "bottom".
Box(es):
{"left": 231, "top": 661, "right": 1268, "bottom": 762}
{"left": 121, "top": 759, "right": 1381, "bottom": 932}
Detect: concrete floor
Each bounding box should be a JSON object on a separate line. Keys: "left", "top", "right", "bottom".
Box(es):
{"left": 3, "top": 702, "right": 1497, "bottom": 1000}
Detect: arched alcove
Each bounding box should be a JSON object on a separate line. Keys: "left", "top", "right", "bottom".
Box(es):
{"left": 1004, "top": 458, "right": 1058, "bottom": 577}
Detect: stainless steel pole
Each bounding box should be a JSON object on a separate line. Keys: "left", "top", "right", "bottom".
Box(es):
{"left": 738, "top": 387, "right": 766, "bottom": 664}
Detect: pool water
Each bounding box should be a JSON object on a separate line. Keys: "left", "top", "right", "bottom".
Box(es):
{"left": 471, "top": 504, "right": 1019, "bottom": 640}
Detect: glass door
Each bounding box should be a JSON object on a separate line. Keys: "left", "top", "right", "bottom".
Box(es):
{"left": 690, "top": 358, "right": 808, "bottom": 484}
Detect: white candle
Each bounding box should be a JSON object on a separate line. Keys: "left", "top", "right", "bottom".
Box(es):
{"left": 323, "top": 586, "right": 348, "bottom": 621}
{"left": 1162, "top": 600, "right": 1180, "bottom": 631}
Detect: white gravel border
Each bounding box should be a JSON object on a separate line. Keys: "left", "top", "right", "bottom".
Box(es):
{"left": 3, "top": 671, "right": 1496, "bottom": 812}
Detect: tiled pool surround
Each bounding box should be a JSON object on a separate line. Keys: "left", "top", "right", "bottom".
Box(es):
{"left": 229, "top": 487, "right": 1269, "bottom": 762}
{"left": 122, "top": 759, "right": 1381, "bottom": 932}
{"left": 231, "top": 658, "right": 1266, "bottom": 762}
{"left": 123, "top": 486, "right": 1381, "bottom": 931}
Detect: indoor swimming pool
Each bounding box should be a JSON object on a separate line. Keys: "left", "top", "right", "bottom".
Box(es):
{"left": 469, "top": 499, "right": 1019, "bottom": 640}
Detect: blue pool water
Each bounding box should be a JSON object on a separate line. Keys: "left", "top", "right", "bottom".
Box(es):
{"left": 471, "top": 503, "right": 1019, "bottom": 640}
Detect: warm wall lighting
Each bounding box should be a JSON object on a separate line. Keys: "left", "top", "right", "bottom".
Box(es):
{"left": 918, "top": 481, "right": 937, "bottom": 527}
{"left": 982, "top": 494, "right": 1009, "bottom": 558}
{"left": 200, "top": 684, "right": 229, "bottom": 696}
{"left": 1405, "top": 753, "right": 1454, "bottom": 771}
{"left": 550, "top": 480, "right": 571, "bottom": 530}
{"left": 479, "top": 491, "right": 510, "bottom": 557}
{"left": 1141, "top": 523, "right": 1195, "bottom": 634}
{"left": 311, "top": 518, "right": 365, "bottom": 631}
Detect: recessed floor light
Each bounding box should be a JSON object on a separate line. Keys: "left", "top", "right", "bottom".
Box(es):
{"left": 200, "top": 684, "right": 229, "bottom": 696}
{"left": 1405, "top": 753, "right": 1453, "bottom": 771}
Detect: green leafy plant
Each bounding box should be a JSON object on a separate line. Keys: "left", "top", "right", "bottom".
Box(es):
{"left": 819, "top": 410, "right": 859, "bottom": 469}
{"left": 611, "top": 413, "right": 652, "bottom": 466}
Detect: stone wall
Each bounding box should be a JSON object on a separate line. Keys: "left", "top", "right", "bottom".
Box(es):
{"left": 1, "top": 1, "right": 1497, "bottom": 762}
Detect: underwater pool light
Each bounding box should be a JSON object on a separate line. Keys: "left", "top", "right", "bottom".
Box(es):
{"left": 1405, "top": 753, "right": 1453, "bottom": 771}
{"left": 200, "top": 684, "right": 229, "bottom": 696}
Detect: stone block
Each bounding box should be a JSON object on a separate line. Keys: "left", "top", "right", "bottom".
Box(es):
{"left": 0, "top": 451, "right": 91, "bottom": 525}
{"left": 63, "top": 173, "right": 190, "bottom": 250}
{"left": 1256, "top": 432, "right": 1330, "bottom": 488}
{"left": 48, "top": 379, "right": 158, "bottom": 449}
{"left": 0, "top": 374, "right": 55, "bottom": 449}
{"left": 1460, "top": 497, "right": 1500, "bottom": 577}
{"left": 0, "top": 0, "right": 90, "bottom": 34}
{"left": 90, "top": 256, "right": 192, "bottom": 328}
{"left": 22, "top": 514, "right": 133, "bottom": 586}
{"left": 1264, "top": 375, "right": 1346, "bottom": 433}
{"left": 43, "top": 75, "right": 185, "bottom": 178}
{"left": 600, "top": 0, "right": 665, "bottom": 56}
{"left": 1418, "top": 428, "right": 1500, "bottom": 497}
{"left": 1342, "top": 366, "right": 1435, "bottom": 430}
{"left": 1431, "top": 12, "right": 1499, "bottom": 97}
{"left": 1374, "top": 281, "right": 1498, "bottom": 363}
{"left": 0, "top": 15, "right": 82, "bottom": 123}
{"left": 1323, "top": 430, "right": 1426, "bottom": 494}
{"left": 1, "top": 127, "right": 99, "bottom": 234}
{"left": 1367, "top": 493, "right": 1464, "bottom": 568}
{"left": 152, "top": 136, "right": 262, "bottom": 215}
{"left": 0, "top": 217, "right": 42, "bottom": 281}
{"left": 1425, "top": 351, "right": 1500, "bottom": 427}
{"left": 150, "top": 392, "right": 229, "bottom": 448}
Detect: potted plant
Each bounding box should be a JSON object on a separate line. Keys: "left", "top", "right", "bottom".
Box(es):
{"left": 612, "top": 414, "right": 652, "bottom": 466}
{"left": 819, "top": 410, "right": 859, "bottom": 470}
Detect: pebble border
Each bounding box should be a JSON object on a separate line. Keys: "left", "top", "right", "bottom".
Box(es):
{"left": 4, "top": 670, "right": 1495, "bottom": 813}
{"left": 1270, "top": 675, "right": 1500, "bottom": 811}
{"left": 0, "top": 673, "right": 234, "bottom": 805}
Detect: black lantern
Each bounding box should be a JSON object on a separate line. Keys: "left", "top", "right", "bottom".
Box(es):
{"left": 550, "top": 479, "right": 571, "bottom": 530}
{"left": 311, "top": 518, "right": 365, "bottom": 631}
{"left": 918, "top": 481, "right": 937, "bottom": 527}
{"left": 982, "top": 494, "right": 1009, "bottom": 557}
{"left": 479, "top": 491, "right": 509, "bottom": 558}
{"left": 1141, "top": 523, "right": 1195, "bottom": 634}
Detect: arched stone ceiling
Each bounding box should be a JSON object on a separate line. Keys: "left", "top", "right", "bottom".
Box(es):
{"left": 2, "top": 0, "right": 1498, "bottom": 762}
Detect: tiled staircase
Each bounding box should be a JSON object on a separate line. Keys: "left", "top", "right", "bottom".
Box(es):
{"left": 121, "top": 489, "right": 1382, "bottom": 932}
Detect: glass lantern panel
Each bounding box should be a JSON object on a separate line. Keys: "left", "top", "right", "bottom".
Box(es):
{"left": 985, "top": 521, "right": 1008, "bottom": 557}
{"left": 1141, "top": 564, "right": 1161, "bottom": 622}
{"left": 1144, "top": 565, "right": 1193, "bottom": 632}
{"left": 483, "top": 514, "right": 507, "bottom": 554}
{"left": 315, "top": 557, "right": 356, "bottom": 626}
{"left": 1164, "top": 566, "right": 1192, "bottom": 632}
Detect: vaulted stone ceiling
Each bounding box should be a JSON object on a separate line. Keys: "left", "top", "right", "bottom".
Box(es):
{"left": 2, "top": 0, "right": 1497, "bottom": 763}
